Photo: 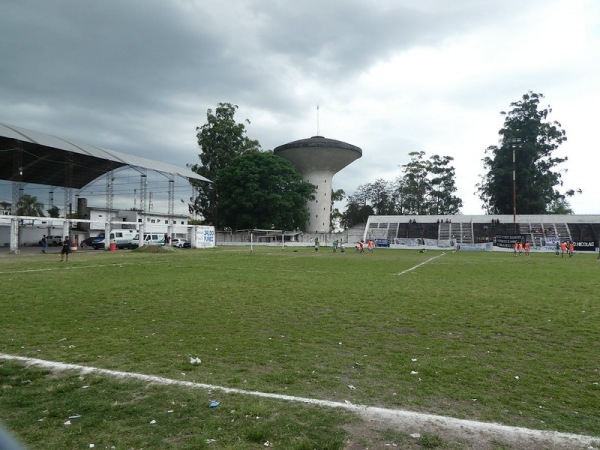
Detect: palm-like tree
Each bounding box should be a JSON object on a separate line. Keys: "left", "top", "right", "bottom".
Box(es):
{"left": 16, "top": 194, "right": 45, "bottom": 217}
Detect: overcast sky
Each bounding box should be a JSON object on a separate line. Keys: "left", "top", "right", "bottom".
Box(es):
{"left": 1, "top": 0, "right": 599, "bottom": 216}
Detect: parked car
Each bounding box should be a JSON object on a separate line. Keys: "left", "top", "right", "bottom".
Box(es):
{"left": 374, "top": 238, "right": 390, "bottom": 247}
{"left": 131, "top": 233, "right": 165, "bottom": 248}
{"left": 39, "top": 235, "right": 63, "bottom": 246}
{"left": 171, "top": 238, "right": 191, "bottom": 248}
{"left": 81, "top": 233, "right": 104, "bottom": 248}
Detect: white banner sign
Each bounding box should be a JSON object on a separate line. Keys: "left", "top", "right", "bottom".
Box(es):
{"left": 193, "top": 225, "right": 216, "bottom": 248}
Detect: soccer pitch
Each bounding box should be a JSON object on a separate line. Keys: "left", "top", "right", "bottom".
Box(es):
{"left": 1, "top": 247, "right": 599, "bottom": 449}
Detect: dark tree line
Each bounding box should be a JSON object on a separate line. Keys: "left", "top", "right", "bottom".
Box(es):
{"left": 340, "top": 151, "right": 462, "bottom": 229}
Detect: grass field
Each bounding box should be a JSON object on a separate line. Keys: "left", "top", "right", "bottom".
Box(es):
{"left": 0, "top": 246, "right": 599, "bottom": 449}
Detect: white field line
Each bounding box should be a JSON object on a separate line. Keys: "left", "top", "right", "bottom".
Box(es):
{"left": 0, "top": 261, "right": 165, "bottom": 275}
{"left": 1, "top": 353, "right": 598, "bottom": 447}
{"left": 395, "top": 252, "right": 446, "bottom": 276}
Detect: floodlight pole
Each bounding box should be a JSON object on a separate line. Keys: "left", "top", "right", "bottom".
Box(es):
{"left": 509, "top": 137, "right": 521, "bottom": 234}
{"left": 512, "top": 145, "right": 516, "bottom": 233}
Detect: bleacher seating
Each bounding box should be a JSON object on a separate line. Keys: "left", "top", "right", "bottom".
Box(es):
{"left": 364, "top": 216, "right": 600, "bottom": 248}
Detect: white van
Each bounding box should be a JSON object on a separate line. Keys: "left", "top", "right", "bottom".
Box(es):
{"left": 131, "top": 233, "right": 165, "bottom": 248}
{"left": 92, "top": 229, "right": 137, "bottom": 250}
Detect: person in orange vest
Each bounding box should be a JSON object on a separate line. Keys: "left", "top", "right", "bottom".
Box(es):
{"left": 524, "top": 241, "right": 531, "bottom": 257}
{"left": 517, "top": 241, "right": 523, "bottom": 256}
{"left": 560, "top": 241, "right": 567, "bottom": 258}
{"left": 568, "top": 241, "right": 575, "bottom": 257}
{"left": 513, "top": 241, "right": 518, "bottom": 256}
{"left": 367, "top": 240, "right": 374, "bottom": 253}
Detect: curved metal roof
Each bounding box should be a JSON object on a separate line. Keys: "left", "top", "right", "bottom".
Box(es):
{"left": 0, "top": 122, "right": 210, "bottom": 189}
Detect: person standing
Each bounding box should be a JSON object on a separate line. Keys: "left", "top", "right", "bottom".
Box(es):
{"left": 41, "top": 235, "right": 47, "bottom": 254}
{"left": 560, "top": 241, "right": 567, "bottom": 258}
{"left": 332, "top": 240, "right": 338, "bottom": 253}
{"left": 524, "top": 241, "right": 531, "bottom": 257}
{"left": 367, "top": 240, "right": 374, "bottom": 253}
{"left": 60, "top": 235, "right": 71, "bottom": 262}
{"left": 314, "top": 237, "right": 319, "bottom": 252}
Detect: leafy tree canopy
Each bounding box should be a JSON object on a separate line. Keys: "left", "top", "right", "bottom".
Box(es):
{"left": 477, "top": 91, "right": 578, "bottom": 214}
{"left": 340, "top": 193, "right": 374, "bottom": 229}
{"left": 189, "top": 103, "right": 261, "bottom": 226}
{"left": 47, "top": 205, "right": 60, "bottom": 218}
{"left": 216, "top": 151, "right": 316, "bottom": 230}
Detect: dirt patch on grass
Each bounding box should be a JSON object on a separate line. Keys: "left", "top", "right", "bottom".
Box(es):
{"left": 132, "top": 245, "right": 174, "bottom": 253}
{"left": 342, "top": 408, "right": 600, "bottom": 450}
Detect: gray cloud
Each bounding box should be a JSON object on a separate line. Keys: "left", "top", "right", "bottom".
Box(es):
{"left": 1, "top": 0, "right": 598, "bottom": 214}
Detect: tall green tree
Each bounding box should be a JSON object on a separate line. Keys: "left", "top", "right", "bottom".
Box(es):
{"left": 216, "top": 151, "right": 315, "bottom": 230}
{"left": 477, "top": 92, "right": 576, "bottom": 214}
{"left": 189, "top": 103, "right": 261, "bottom": 227}
{"left": 396, "top": 152, "right": 462, "bottom": 215}
{"left": 393, "top": 177, "right": 407, "bottom": 215}
{"left": 427, "top": 154, "right": 462, "bottom": 215}
{"left": 400, "top": 151, "right": 431, "bottom": 215}
{"left": 16, "top": 194, "right": 45, "bottom": 216}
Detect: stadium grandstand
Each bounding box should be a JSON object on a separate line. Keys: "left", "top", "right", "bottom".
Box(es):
{"left": 363, "top": 214, "right": 600, "bottom": 252}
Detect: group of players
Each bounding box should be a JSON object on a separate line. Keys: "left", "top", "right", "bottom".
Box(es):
{"left": 513, "top": 241, "right": 531, "bottom": 256}
{"left": 513, "top": 240, "right": 580, "bottom": 257}
{"left": 555, "top": 240, "right": 575, "bottom": 258}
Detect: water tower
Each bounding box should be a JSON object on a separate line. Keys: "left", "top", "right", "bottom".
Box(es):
{"left": 274, "top": 136, "right": 362, "bottom": 232}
